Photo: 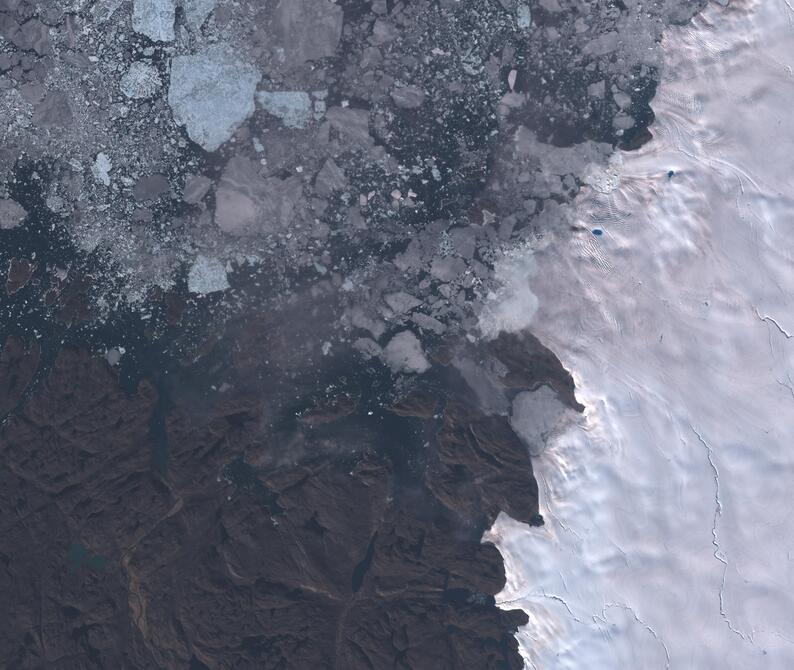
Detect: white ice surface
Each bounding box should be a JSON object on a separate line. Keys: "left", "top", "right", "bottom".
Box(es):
{"left": 485, "top": 2, "right": 794, "bottom": 668}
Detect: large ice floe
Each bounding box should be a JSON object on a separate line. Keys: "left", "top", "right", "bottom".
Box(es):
{"left": 486, "top": 1, "right": 794, "bottom": 668}
{"left": 168, "top": 46, "right": 260, "bottom": 152}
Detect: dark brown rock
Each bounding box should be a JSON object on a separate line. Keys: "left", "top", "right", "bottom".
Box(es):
{"left": 0, "top": 310, "right": 579, "bottom": 669}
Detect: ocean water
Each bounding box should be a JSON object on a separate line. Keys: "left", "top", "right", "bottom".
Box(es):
{"left": 485, "top": 2, "right": 794, "bottom": 667}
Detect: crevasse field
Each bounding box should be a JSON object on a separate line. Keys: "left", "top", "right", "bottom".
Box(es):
{"left": 485, "top": 1, "right": 794, "bottom": 667}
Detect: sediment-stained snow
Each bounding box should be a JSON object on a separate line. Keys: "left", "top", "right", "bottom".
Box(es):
{"left": 486, "top": 2, "right": 794, "bottom": 668}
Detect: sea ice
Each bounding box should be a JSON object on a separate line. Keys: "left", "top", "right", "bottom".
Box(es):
{"left": 0, "top": 198, "right": 27, "bottom": 229}
{"left": 184, "top": 0, "right": 216, "bottom": 31}
{"left": 132, "top": 0, "right": 176, "bottom": 42}
{"left": 390, "top": 84, "right": 425, "bottom": 109}
{"left": 120, "top": 62, "right": 161, "bottom": 99}
{"left": 92, "top": 153, "right": 112, "bottom": 186}
{"left": 187, "top": 255, "right": 229, "bottom": 294}
{"left": 268, "top": 0, "right": 343, "bottom": 68}
{"left": 256, "top": 91, "right": 312, "bottom": 129}
{"left": 168, "top": 47, "right": 260, "bottom": 152}
{"left": 382, "top": 331, "right": 430, "bottom": 374}
{"left": 516, "top": 4, "right": 532, "bottom": 29}
{"left": 478, "top": 247, "right": 539, "bottom": 339}
{"left": 488, "top": 3, "right": 794, "bottom": 667}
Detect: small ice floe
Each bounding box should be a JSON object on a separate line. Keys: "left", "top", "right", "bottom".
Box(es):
{"left": 390, "top": 84, "right": 425, "bottom": 109}
{"left": 516, "top": 4, "right": 532, "bottom": 29}
{"left": 120, "top": 62, "right": 161, "bottom": 99}
{"left": 105, "top": 346, "right": 126, "bottom": 366}
{"left": 256, "top": 91, "right": 312, "bottom": 129}
{"left": 382, "top": 330, "right": 430, "bottom": 374}
{"left": 0, "top": 198, "right": 27, "bottom": 229}
{"left": 182, "top": 175, "right": 212, "bottom": 204}
{"left": 184, "top": 0, "right": 216, "bottom": 31}
{"left": 92, "top": 153, "right": 112, "bottom": 186}
{"left": 187, "top": 254, "right": 229, "bottom": 294}
{"left": 133, "top": 0, "right": 176, "bottom": 43}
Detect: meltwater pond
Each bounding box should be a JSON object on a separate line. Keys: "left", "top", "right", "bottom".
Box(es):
{"left": 486, "top": 2, "right": 794, "bottom": 668}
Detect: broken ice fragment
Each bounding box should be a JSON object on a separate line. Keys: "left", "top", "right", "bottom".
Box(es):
{"left": 516, "top": 4, "right": 532, "bottom": 29}
{"left": 168, "top": 46, "right": 260, "bottom": 152}
{"left": 314, "top": 158, "right": 347, "bottom": 197}
{"left": 325, "top": 107, "right": 373, "bottom": 150}
{"left": 214, "top": 156, "right": 302, "bottom": 235}
{"left": 430, "top": 256, "right": 466, "bottom": 282}
{"left": 133, "top": 174, "right": 170, "bottom": 201}
{"left": 92, "top": 0, "right": 124, "bottom": 23}
{"left": 182, "top": 175, "right": 212, "bottom": 204}
{"left": 120, "top": 62, "right": 161, "bottom": 99}
{"left": 92, "top": 153, "right": 112, "bottom": 186}
{"left": 256, "top": 91, "right": 312, "bottom": 129}
{"left": 32, "top": 91, "right": 72, "bottom": 128}
{"left": 478, "top": 249, "right": 539, "bottom": 339}
{"left": 269, "top": 0, "right": 342, "bottom": 68}
{"left": 383, "top": 291, "right": 421, "bottom": 314}
{"left": 105, "top": 347, "right": 124, "bottom": 366}
{"left": 390, "top": 84, "right": 425, "bottom": 109}
{"left": 0, "top": 199, "right": 27, "bottom": 229}
{"left": 354, "top": 338, "right": 382, "bottom": 360}
{"left": 187, "top": 255, "right": 229, "bottom": 294}
{"left": 382, "top": 331, "right": 430, "bottom": 374}
{"left": 133, "top": 0, "right": 176, "bottom": 42}
{"left": 411, "top": 313, "right": 445, "bottom": 335}
{"left": 184, "top": 0, "right": 216, "bottom": 31}
{"left": 19, "top": 19, "right": 50, "bottom": 55}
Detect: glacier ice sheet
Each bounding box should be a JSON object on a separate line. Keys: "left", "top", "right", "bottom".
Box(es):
{"left": 486, "top": 2, "right": 794, "bottom": 668}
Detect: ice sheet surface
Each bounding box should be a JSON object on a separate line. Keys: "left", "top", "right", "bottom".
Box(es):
{"left": 485, "top": 2, "right": 794, "bottom": 667}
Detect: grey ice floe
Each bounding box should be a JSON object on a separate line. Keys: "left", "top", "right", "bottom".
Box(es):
{"left": 92, "top": 0, "right": 124, "bottom": 23}
{"left": 133, "top": 174, "right": 170, "bottom": 201}
{"left": 382, "top": 331, "right": 430, "bottom": 374}
{"left": 184, "top": 0, "right": 216, "bottom": 31}
{"left": 0, "top": 198, "right": 27, "bottom": 229}
{"left": 182, "top": 175, "right": 212, "bottom": 204}
{"left": 187, "top": 254, "right": 230, "bottom": 294}
{"left": 256, "top": 91, "right": 312, "bottom": 129}
{"left": 314, "top": 158, "right": 347, "bottom": 197}
{"left": 168, "top": 46, "right": 261, "bottom": 152}
{"left": 390, "top": 84, "right": 425, "bottom": 109}
{"left": 120, "top": 62, "right": 161, "bottom": 99}
{"left": 354, "top": 337, "right": 382, "bottom": 360}
{"left": 32, "top": 91, "right": 72, "bottom": 128}
{"left": 268, "top": 0, "right": 343, "bottom": 67}
{"left": 214, "top": 156, "right": 302, "bottom": 235}
{"left": 411, "top": 313, "right": 445, "bottom": 335}
{"left": 383, "top": 291, "right": 421, "bottom": 314}
{"left": 133, "top": 0, "right": 176, "bottom": 42}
